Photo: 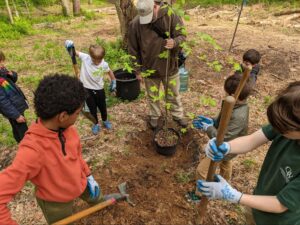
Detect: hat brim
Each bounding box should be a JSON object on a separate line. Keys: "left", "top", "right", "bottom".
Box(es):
{"left": 139, "top": 12, "right": 153, "bottom": 24}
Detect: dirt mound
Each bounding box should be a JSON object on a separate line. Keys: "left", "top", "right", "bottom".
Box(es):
{"left": 74, "top": 128, "right": 228, "bottom": 225}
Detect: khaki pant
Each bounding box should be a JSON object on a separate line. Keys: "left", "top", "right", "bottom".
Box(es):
{"left": 36, "top": 186, "right": 104, "bottom": 225}
{"left": 196, "top": 156, "right": 233, "bottom": 181}
{"left": 144, "top": 74, "right": 183, "bottom": 120}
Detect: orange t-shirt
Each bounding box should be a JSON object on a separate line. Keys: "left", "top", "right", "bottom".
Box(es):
{"left": 0, "top": 120, "right": 90, "bottom": 225}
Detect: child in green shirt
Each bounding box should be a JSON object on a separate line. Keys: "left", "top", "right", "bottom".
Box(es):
{"left": 197, "top": 81, "right": 300, "bottom": 225}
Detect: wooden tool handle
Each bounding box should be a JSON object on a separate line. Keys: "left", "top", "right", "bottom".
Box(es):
{"left": 73, "top": 64, "right": 80, "bottom": 79}
{"left": 233, "top": 64, "right": 251, "bottom": 100}
{"left": 52, "top": 198, "right": 116, "bottom": 225}
{"left": 197, "top": 96, "right": 236, "bottom": 224}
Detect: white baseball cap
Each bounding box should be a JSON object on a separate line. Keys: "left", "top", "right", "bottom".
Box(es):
{"left": 137, "top": 0, "right": 154, "bottom": 24}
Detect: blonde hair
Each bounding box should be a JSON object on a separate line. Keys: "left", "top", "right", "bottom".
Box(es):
{"left": 89, "top": 45, "right": 105, "bottom": 61}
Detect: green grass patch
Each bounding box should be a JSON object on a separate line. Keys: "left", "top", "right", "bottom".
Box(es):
{"left": 19, "top": 74, "right": 43, "bottom": 90}
{"left": 30, "top": 14, "right": 69, "bottom": 24}
{"left": 0, "top": 116, "right": 17, "bottom": 147}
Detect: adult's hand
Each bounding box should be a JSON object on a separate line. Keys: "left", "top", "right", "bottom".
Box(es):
{"left": 165, "top": 39, "right": 176, "bottom": 49}
{"left": 16, "top": 115, "right": 26, "bottom": 123}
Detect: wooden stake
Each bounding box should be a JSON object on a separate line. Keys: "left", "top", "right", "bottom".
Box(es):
{"left": 197, "top": 65, "right": 251, "bottom": 224}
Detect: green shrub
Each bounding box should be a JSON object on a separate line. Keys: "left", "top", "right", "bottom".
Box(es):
{"left": 95, "top": 38, "right": 132, "bottom": 71}
{"left": 30, "top": 0, "right": 58, "bottom": 6}
{"left": 14, "top": 18, "right": 33, "bottom": 35}
{"left": 82, "top": 10, "right": 97, "bottom": 20}
{"left": 187, "top": 0, "right": 299, "bottom": 7}
{"left": 0, "top": 19, "right": 33, "bottom": 40}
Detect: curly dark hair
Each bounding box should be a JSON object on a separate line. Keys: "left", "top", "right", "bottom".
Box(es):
{"left": 34, "top": 74, "right": 87, "bottom": 120}
{"left": 224, "top": 72, "right": 252, "bottom": 101}
{"left": 267, "top": 81, "right": 300, "bottom": 134}
{"left": 243, "top": 49, "right": 261, "bottom": 65}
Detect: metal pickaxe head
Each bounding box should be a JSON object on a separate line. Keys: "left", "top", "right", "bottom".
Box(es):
{"left": 118, "top": 182, "right": 135, "bottom": 207}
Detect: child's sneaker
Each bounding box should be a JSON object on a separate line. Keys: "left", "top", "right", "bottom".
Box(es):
{"left": 92, "top": 124, "right": 100, "bottom": 135}
{"left": 103, "top": 120, "right": 112, "bottom": 129}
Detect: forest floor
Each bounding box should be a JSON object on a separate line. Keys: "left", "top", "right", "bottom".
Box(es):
{"left": 0, "top": 3, "right": 299, "bottom": 225}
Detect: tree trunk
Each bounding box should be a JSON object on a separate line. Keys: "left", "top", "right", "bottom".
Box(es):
{"left": 5, "top": 0, "right": 14, "bottom": 24}
{"left": 61, "top": 0, "right": 71, "bottom": 16}
{"left": 73, "top": 0, "right": 81, "bottom": 16}
{"left": 114, "top": 0, "right": 137, "bottom": 49}
{"left": 11, "top": 0, "right": 19, "bottom": 18}
{"left": 23, "top": 0, "right": 31, "bottom": 16}
{"left": 88, "top": 0, "right": 92, "bottom": 4}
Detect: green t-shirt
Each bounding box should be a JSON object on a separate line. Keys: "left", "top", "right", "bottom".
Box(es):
{"left": 252, "top": 124, "right": 300, "bottom": 225}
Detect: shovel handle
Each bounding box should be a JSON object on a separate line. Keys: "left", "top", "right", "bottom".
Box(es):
{"left": 52, "top": 198, "right": 116, "bottom": 225}
{"left": 234, "top": 65, "right": 251, "bottom": 100}
{"left": 73, "top": 64, "right": 80, "bottom": 79}
{"left": 197, "top": 96, "right": 236, "bottom": 224}
{"left": 197, "top": 66, "right": 251, "bottom": 224}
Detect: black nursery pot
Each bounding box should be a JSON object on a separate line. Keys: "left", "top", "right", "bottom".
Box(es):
{"left": 114, "top": 69, "right": 140, "bottom": 101}
{"left": 154, "top": 128, "right": 180, "bottom": 156}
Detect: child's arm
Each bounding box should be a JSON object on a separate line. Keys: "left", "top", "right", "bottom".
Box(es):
{"left": 229, "top": 129, "right": 269, "bottom": 154}
{"left": 108, "top": 69, "right": 116, "bottom": 81}
{"left": 105, "top": 66, "right": 116, "bottom": 92}
{"left": 0, "top": 145, "right": 42, "bottom": 224}
{"left": 204, "top": 129, "right": 269, "bottom": 162}
{"left": 197, "top": 175, "right": 290, "bottom": 214}
{"left": 240, "top": 194, "right": 287, "bottom": 213}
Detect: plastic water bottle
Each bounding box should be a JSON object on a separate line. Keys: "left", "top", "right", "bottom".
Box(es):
{"left": 179, "top": 65, "right": 189, "bottom": 92}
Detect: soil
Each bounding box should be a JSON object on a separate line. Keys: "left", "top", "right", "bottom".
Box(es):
{"left": 1, "top": 3, "right": 300, "bottom": 225}
{"left": 154, "top": 128, "right": 179, "bottom": 147}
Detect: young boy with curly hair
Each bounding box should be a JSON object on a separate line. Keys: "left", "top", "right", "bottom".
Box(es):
{"left": 0, "top": 74, "right": 116, "bottom": 225}
{"left": 0, "top": 50, "right": 28, "bottom": 143}
{"left": 197, "top": 81, "right": 300, "bottom": 225}
{"left": 65, "top": 40, "right": 116, "bottom": 135}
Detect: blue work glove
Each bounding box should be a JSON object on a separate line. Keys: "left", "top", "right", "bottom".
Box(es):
{"left": 109, "top": 80, "right": 117, "bottom": 92}
{"left": 192, "top": 115, "right": 214, "bottom": 131}
{"left": 197, "top": 175, "right": 242, "bottom": 203}
{"left": 65, "top": 40, "right": 74, "bottom": 50}
{"left": 205, "top": 137, "right": 230, "bottom": 161}
{"left": 87, "top": 175, "right": 100, "bottom": 199}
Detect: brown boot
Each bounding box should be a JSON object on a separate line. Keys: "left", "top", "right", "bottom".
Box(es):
{"left": 174, "top": 117, "right": 188, "bottom": 127}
